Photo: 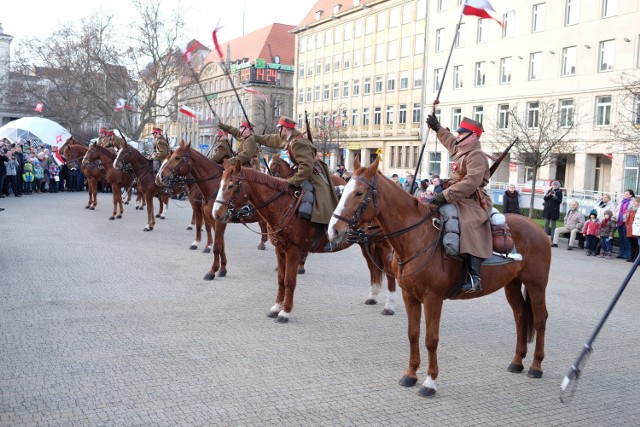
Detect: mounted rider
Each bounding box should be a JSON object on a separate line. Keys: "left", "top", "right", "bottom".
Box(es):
{"left": 151, "top": 127, "right": 170, "bottom": 174}
{"left": 99, "top": 129, "right": 126, "bottom": 153}
{"left": 252, "top": 116, "right": 338, "bottom": 225}
{"left": 426, "top": 115, "right": 493, "bottom": 293}
{"left": 217, "top": 120, "right": 261, "bottom": 170}
{"left": 209, "top": 130, "right": 233, "bottom": 164}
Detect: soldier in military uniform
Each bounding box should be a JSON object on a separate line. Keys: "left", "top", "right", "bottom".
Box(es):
{"left": 97, "top": 127, "right": 109, "bottom": 147}
{"left": 252, "top": 116, "right": 338, "bottom": 226}
{"left": 151, "top": 127, "right": 170, "bottom": 174}
{"left": 217, "top": 120, "right": 261, "bottom": 170}
{"left": 426, "top": 115, "right": 492, "bottom": 293}
{"left": 209, "top": 130, "right": 233, "bottom": 164}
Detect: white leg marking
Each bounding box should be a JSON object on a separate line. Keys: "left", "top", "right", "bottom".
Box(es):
{"left": 422, "top": 376, "right": 437, "bottom": 391}
{"left": 368, "top": 282, "right": 382, "bottom": 301}
{"left": 269, "top": 303, "right": 282, "bottom": 314}
{"left": 191, "top": 240, "right": 199, "bottom": 248}
{"left": 277, "top": 310, "right": 290, "bottom": 320}
{"left": 384, "top": 291, "right": 397, "bottom": 312}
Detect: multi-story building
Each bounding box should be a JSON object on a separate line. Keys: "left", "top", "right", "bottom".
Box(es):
{"left": 294, "top": 0, "right": 427, "bottom": 171}
{"left": 176, "top": 24, "right": 295, "bottom": 152}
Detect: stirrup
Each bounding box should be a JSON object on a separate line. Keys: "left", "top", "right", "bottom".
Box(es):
{"left": 462, "top": 275, "right": 482, "bottom": 293}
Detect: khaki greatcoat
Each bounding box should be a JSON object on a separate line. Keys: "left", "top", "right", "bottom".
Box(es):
{"left": 219, "top": 124, "right": 259, "bottom": 168}
{"left": 253, "top": 130, "right": 338, "bottom": 224}
{"left": 437, "top": 127, "right": 493, "bottom": 259}
{"left": 209, "top": 138, "right": 233, "bottom": 164}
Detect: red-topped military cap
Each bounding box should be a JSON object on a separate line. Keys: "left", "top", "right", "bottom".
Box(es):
{"left": 456, "top": 117, "right": 484, "bottom": 137}
{"left": 276, "top": 116, "right": 296, "bottom": 129}
{"left": 106, "top": 130, "right": 115, "bottom": 136}
{"left": 239, "top": 121, "right": 253, "bottom": 129}
{"left": 99, "top": 127, "right": 107, "bottom": 134}
{"left": 152, "top": 127, "right": 163, "bottom": 134}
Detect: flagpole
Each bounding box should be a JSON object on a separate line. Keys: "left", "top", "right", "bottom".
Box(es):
{"left": 410, "top": 5, "right": 465, "bottom": 194}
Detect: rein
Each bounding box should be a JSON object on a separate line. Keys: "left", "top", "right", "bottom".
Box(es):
{"left": 163, "top": 151, "right": 224, "bottom": 201}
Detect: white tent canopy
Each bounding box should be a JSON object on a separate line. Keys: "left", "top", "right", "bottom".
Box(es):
{"left": 0, "top": 117, "right": 71, "bottom": 149}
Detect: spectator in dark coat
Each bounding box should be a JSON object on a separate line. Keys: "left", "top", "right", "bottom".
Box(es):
{"left": 542, "top": 180, "right": 563, "bottom": 237}
{"left": 503, "top": 183, "right": 521, "bottom": 214}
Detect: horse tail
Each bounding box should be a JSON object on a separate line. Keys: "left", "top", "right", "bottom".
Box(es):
{"left": 524, "top": 287, "right": 535, "bottom": 344}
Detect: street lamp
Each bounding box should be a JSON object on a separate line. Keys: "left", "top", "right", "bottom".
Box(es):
{"left": 336, "top": 103, "right": 349, "bottom": 168}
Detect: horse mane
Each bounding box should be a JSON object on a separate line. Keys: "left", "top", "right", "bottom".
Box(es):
{"left": 187, "top": 145, "right": 223, "bottom": 172}
{"left": 93, "top": 144, "right": 116, "bottom": 160}
{"left": 241, "top": 166, "right": 289, "bottom": 192}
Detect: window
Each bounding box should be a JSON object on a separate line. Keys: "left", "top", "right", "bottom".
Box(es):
{"left": 365, "top": 16, "right": 374, "bottom": 34}
{"left": 500, "top": 57, "right": 512, "bottom": 84}
{"left": 376, "top": 43, "right": 385, "bottom": 63}
{"left": 306, "top": 88, "right": 312, "bottom": 102}
{"left": 498, "top": 104, "right": 509, "bottom": 129}
{"left": 435, "top": 28, "right": 444, "bottom": 52}
{"left": 351, "top": 109, "right": 359, "bottom": 126}
{"left": 375, "top": 75, "right": 383, "bottom": 93}
{"left": 297, "top": 115, "right": 303, "bottom": 129}
{"left": 476, "top": 20, "right": 486, "bottom": 44}
{"left": 565, "top": 0, "right": 579, "bottom": 26}
{"left": 355, "top": 19, "right": 363, "bottom": 37}
{"left": 314, "top": 86, "right": 321, "bottom": 101}
{"left": 389, "top": 7, "right": 400, "bottom": 27}
{"left": 623, "top": 155, "right": 640, "bottom": 193}
{"left": 453, "top": 65, "right": 463, "bottom": 89}
{"left": 433, "top": 68, "right": 442, "bottom": 92}
{"left": 400, "top": 71, "right": 409, "bottom": 90}
{"left": 452, "top": 108, "right": 462, "bottom": 129}
{"left": 417, "top": 0, "right": 427, "bottom": 19}
{"left": 429, "top": 152, "right": 442, "bottom": 176}
{"left": 297, "top": 89, "right": 304, "bottom": 103}
{"left": 562, "top": 46, "right": 577, "bottom": 76}
{"left": 527, "top": 101, "right": 540, "bottom": 128}
{"left": 342, "top": 81, "right": 349, "bottom": 97}
{"left": 353, "top": 79, "right": 360, "bottom": 96}
{"left": 397, "top": 147, "right": 404, "bottom": 167}
{"left": 316, "top": 60, "right": 322, "bottom": 74}
{"left": 399, "top": 104, "right": 407, "bottom": 124}
{"left": 363, "top": 108, "right": 370, "bottom": 125}
{"left": 595, "top": 95, "right": 612, "bottom": 126}
{"left": 325, "top": 29, "right": 333, "bottom": 45}
{"left": 386, "top": 106, "right": 394, "bottom": 124}
{"left": 316, "top": 32, "right": 323, "bottom": 49}
{"left": 335, "top": 25, "right": 343, "bottom": 42}
{"left": 634, "top": 95, "right": 640, "bottom": 125}
{"left": 308, "top": 35, "right": 315, "bottom": 50}
{"left": 343, "top": 52, "right": 351, "bottom": 69}
{"left": 307, "top": 61, "right": 313, "bottom": 76}
{"left": 364, "top": 77, "right": 371, "bottom": 95}
{"left": 324, "top": 57, "right": 331, "bottom": 73}
{"left": 298, "top": 64, "right": 305, "bottom": 78}
{"left": 414, "top": 68, "right": 423, "bottom": 88}
{"left": 377, "top": 11, "right": 387, "bottom": 31}
{"left": 455, "top": 23, "right": 465, "bottom": 48}
{"left": 323, "top": 85, "right": 329, "bottom": 100}
{"left": 364, "top": 46, "right": 372, "bottom": 65}
{"left": 473, "top": 106, "right": 484, "bottom": 124}
{"left": 353, "top": 49, "right": 361, "bottom": 67}
{"left": 532, "top": 3, "right": 546, "bottom": 32}
{"left": 334, "top": 55, "right": 341, "bottom": 71}
{"left": 344, "top": 22, "right": 352, "bottom": 40}
{"left": 599, "top": 39, "right": 615, "bottom": 72}
{"left": 412, "top": 103, "right": 421, "bottom": 123}
{"left": 374, "top": 107, "right": 382, "bottom": 125}
{"left": 602, "top": 0, "right": 618, "bottom": 17}
{"left": 387, "top": 73, "right": 396, "bottom": 91}
{"left": 401, "top": 37, "right": 411, "bottom": 57}
{"left": 415, "top": 34, "right": 425, "bottom": 55}
{"left": 437, "top": 0, "right": 446, "bottom": 12}
{"left": 333, "top": 83, "right": 339, "bottom": 99}
{"left": 402, "top": 3, "right": 413, "bottom": 24}
{"left": 529, "top": 52, "right": 542, "bottom": 80}
{"left": 503, "top": 10, "right": 515, "bottom": 37}
{"left": 388, "top": 40, "right": 397, "bottom": 60}
{"left": 475, "top": 61, "right": 486, "bottom": 87}
{"left": 299, "top": 37, "right": 306, "bottom": 53}
{"left": 559, "top": 99, "right": 574, "bottom": 127}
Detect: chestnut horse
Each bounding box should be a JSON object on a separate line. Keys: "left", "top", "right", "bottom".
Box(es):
{"left": 60, "top": 137, "right": 105, "bottom": 210}
{"left": 327, "top": 158, "right": 550, "bottom": 397}
{"left": 156, "top": 141, "right": 269, "bottom": 279}
{"left": 269, "top": 153, "right": 397, "bottom": 311}
{"left": 213, "top": 162, "right": 396, "bottom": 323}
{"left": 114, "top": 143, "right": 169, "bottom": 231}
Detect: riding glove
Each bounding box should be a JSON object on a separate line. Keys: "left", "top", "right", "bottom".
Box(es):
{"left": 426, "top": 114, "right": 441, "bottom": 132}
{"left": 430, "top": 192, "right": 446, "bottom": 205}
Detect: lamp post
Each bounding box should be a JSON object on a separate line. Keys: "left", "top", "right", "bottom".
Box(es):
{"left": 336, "top": 103, "right": 349, "bottom": 168}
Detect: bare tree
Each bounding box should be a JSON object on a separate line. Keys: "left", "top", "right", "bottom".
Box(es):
{"left": 495, "top": 100, "right": 579, "bottom": 217}
{"left": 610, "top": 71, "right": 640, "bottom": 152}
{"left": 312, "top": 114, "right": 344, "bottom": 164}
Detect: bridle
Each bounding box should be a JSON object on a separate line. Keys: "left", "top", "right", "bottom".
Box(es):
{"left": 331, "top": 174, "right": 379, "bottom": 231}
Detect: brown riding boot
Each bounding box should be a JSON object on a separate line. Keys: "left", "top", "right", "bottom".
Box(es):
{"left": 461, "top": 256, "right": 483, "bottom": 293}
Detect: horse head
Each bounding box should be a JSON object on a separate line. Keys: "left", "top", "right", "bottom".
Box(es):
{"left": 269, "top": 153, "right": 286, "bottom": 177}
{"left": 213, "top": 161, "right": 250, "bottom": 223}
{"left": 156, "top": 141, "right": 191, "bottom": 187}
{"left": 114, "top": 143, "right": 133, "bottom": 172}
{"left": 328, "top": 157, "right": 382, "bottom": 245}
{"left": 83, "top": 142, "right": 99, "bottom": 163}
{"left": 62, "top": 139, "right": 88, "bottom": 169}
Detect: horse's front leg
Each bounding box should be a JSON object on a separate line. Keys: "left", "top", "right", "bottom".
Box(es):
{"left": 268, "top": 245, "right": 287, "bottom": 319}
{"left": 257, "top": 219, "right": 267, "bottom": 250}
{"left": 190, "top": 203, "right": 202, "bottom": 250}
{"left": 275, "top": 248, "right": 302, "bottom": 323}
{"left": 215, "top": 222, "right": 227, "bottom": 277}
{"left": 417, "top": 296, "right": 444, "bottom": 397}
{"left": 90, "top": 178, "right": 98, "bottom": 210}
{"left": 202, "top": 206, "right": 213, "bottom": 253}
{"left": 399, "top": 292, "right": 422, "bottom": 388}
{"left": 143, "top": 193, "right": 155, "bottom": 231}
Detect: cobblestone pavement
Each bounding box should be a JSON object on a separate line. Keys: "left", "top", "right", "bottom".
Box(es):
{"left": 1, "top": 192, "right": 639, "bottom": 426}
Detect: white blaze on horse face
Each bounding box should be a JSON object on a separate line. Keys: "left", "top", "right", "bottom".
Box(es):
{"left": 328, "top": 179, "right": 357, "bottom": 237}
{"left": 213, "top": 177, "right": 227, "bottom": 214}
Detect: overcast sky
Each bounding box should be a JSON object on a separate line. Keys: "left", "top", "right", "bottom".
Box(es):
{"left": 2, "top": 0, "right": 315, "bottom": 52}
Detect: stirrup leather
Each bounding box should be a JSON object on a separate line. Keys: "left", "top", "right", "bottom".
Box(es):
{"left": 462, "top": 274, "right": 482, "bottom": 293}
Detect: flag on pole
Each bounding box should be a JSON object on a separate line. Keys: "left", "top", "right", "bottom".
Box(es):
{"left": 243, "top": 87, "right": 268, "bottom": 102}
{"left": 182, "top": 40, "right": 206, "bottom": 64}
{"left": 212, "top": 21, "right": 224, "bottom": 60}
{"left": 34, "top": 102, "right": 44, "bottom": 112}
{"left": 463, "top": 0, "right": 504, "bottom": 26}
{"left": 114, "top": 98, "right": 132, "bottom": 111}
{"left": 179, "top": 105, "right": 198, "bottom": 120}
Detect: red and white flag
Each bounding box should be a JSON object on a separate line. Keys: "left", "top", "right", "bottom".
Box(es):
{"left": 56, "top": 135, "right": 63, "bottom": 143}
{"left": 179, "top": 105, "right": 198, "bottom": 120}
{"left": 182, "top": 40, "right": 206, "bottom": 64}
{"left": 243, "top": 87, "right": 268, "bottom": 102}
{"left": 212, "top": 20, "right": 224, "bottom": 60}
{"left": 34, "top": 102, "right": 44, "bottom": 112}
{"left": 114, "top": 98, "right": 132, "bottom": 111}
{"left": 463, "top": 0, "right": 504, "bottom": 27}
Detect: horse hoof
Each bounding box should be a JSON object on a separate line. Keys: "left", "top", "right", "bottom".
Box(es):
{"left": 85, "top": 205, "right": 90, "bottom": 209}
{"left": 417, "top": 386, "right": 437, "bottom": 397}
{"left": 116, "top": 215, "right": 122, "bottom": 219}
{"left": 381, "top": 309, "right": 394, "bottom": 315}
{"left": 527, "top": 368, "right": 543, "bottom": 378}
{"left": 143, "top": 227, "right": 153, "bottom": 232}
{"left": 267, "top": 311, "right": 279, "bottom": 318}
{"left": 399, "top": 375, "right": 418, "bottom": 387}
{"left": 160, "top": 216, "right": 166, "bottom": 220}
{"left": 365, "top": 299, "right": 377, "bottom": 305}
{"left": 203, "top": 272, "right": 215, "bottom": 280}
{"left": 124, "top": 201, "right": 129, "bottom": 205}
{"left": 189, "top": 245, "right": 197, "bottom": 250}
{"left": 507, "top": 363, "right": 524, "bottom": 373}
{"left": 217, "top": 271, "right": 227, "bottom": 277}
{"left": 109, "top": 216, "right": 115, "bottom": 221}
{"left": 203, "top": 247, "right": 211, "bottom": 254}
{"left": 89, "top": 207, "right": 95, "bottom": 210}
{"left": 275, "top": 316, "right": 289, "bottom": 323}
{"left": 258, "top": 243, "right": 266, "bottom": 250}
{"left": 187, "top": 226, "right": 193, "bottom": 230}
{"left": 297, "top": 268, "right": 305, "bottom": 274}
{"left": 155, "top": 214, "right": 161, "bottom": 218}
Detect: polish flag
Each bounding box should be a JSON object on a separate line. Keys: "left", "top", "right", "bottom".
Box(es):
{"left": 52, "top": 146, "right": 66, "bottom": 166}
{"left": 243, "top": 87, "right": 268, "bottom": 102}
{"left": 179, "top": 105, "right": 198, "bottom": 120}
{"left": 182, "top": 40, "right": 206, "bottom": 64}
{"left": 212, "top": 21, "right": 224, "bottom": 60}
{"left": 56, "top": 135, "right": 63, "bottom": 143}
{"left": 463, "top": 0, "right": 504, "bottom": 27}
{"left": 34, "top": 102, "right": 44, "bottom": 112}
{"left": 114, "top": 98, "right": 132, "bottom": 111}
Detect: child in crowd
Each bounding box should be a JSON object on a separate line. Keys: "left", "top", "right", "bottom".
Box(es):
{"left": 582, "top": 212, "right": 600, "bottom": 256}
{"left": 598, "top": 210, "right": 616, "bottom": 259}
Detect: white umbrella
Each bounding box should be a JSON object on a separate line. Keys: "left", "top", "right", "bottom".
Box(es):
{"left": 0, "top": 117, "right": 71, "bottom": 149}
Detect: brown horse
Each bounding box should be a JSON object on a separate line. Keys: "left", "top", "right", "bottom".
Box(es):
{"left": 212, "top": 162, "right": 396, "bottom": 322}
{"left": 269, "top": 153, "right": 397, "bottom": 311}
{"left": 114, "top": 143, "right": 169, "bottom": 231}
{"left": 60, "top": 137, "right": 103, "bottom": 210}
{"left": 156, "top": 141, "right": 269, "bottom": 279}
{"left": 327, "top": 158, "right": 550, "bottom": 397}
